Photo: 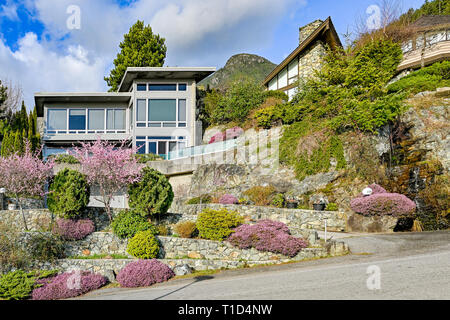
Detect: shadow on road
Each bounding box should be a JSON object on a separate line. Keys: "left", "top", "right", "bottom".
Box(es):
{"left": 153, "top": 275, "right": 214, "bottom": 300}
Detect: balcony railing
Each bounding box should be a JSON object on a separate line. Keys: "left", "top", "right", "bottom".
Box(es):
{"left": 167, "top": 139, "right": 238, "bottom": 160}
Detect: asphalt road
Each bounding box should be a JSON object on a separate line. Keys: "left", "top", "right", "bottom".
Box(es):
{"left": 78, "top": 231, "right": 450, "bottom": 300}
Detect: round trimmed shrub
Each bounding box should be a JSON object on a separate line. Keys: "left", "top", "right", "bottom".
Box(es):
{"left": 219, "top": 194, "right": 239, "bottom": 204}
{"left": 228, "top": 220, "right": 308, "bottom": 257}
{"left": 47, "top": 168, "right": 90, "bottom": 219}
{"left": 196, "top": 208, "right": 243, "bottom": 241}
{"left": 31, "top": 271, "right": 107, "bottom": 300}
{"left": 127, "top": 230, "right": 160, "bottom": 259}
{"left": 0, "top": 270, "right": 35, "bottom": 300}
{"left": 128, "top": 167, "right": 174, "bottom": 218}
{"left": 52, "top": 218, "right": 95, "bottom": 241}
{"left": 116, "top": 259, "right": 175, "bottom": 288}
{"left": 111, "top": 209, "right": 158, "bottom": 239}
{"left": 350, "top": 185, "right": 416, "bottom": 217}
{"left": 173, "top": 221, "right": 197, "bottom": 238}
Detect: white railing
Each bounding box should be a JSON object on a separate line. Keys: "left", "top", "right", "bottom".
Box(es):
{"left": 167, "top": 139, "right": 238, "bottom": 160}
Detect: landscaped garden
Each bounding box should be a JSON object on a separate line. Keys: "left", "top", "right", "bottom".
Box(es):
{"left": 0, "top": 138, "right": 348, "bottom": 300}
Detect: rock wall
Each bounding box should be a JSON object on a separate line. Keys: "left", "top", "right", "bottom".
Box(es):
{"left": 169, "top": 203, "right": 347, "bottom": 232}
{"left": 33, "top": 241, "right": 348, "bottom": 282}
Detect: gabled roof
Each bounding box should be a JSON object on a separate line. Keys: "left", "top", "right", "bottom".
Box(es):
{"left": 262, "top": 16, "right": 342, "bottom": 87}
{"left": 117, "top": 67, "right": 216, "bottom": 92}
{"left": 410, "top": 15, "right": 450, "bottom": 29}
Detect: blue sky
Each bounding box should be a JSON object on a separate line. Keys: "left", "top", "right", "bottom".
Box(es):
{"left": 0, "top": 0, "right": 425, "bottom": 109}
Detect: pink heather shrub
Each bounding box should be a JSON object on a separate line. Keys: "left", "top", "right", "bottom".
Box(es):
{"left": 228, "top": 220, "right": 307, "bottom": 257}
{"left": 53, "top": 218, "right": 95, "bottom": 240}
{"left": 208, "top": 127, "right": 243, "bottom": 144}
{"left": 31, "top": 271, "right": 107, "bottom": 300}
{"left": 360, "top": 183, "right": 387, "bottom": 196}
{"left": 219, "top": 194, "right": 239, "bottom": 204}
{"left": 225, "top": 126, "right": 244, "bottom": 140}
{"left": 350, "top": 193, "right": 416, "bottom": 217}
{"left": 208, "top": 132, "right": 226, "bottom": 144}
{"left": 116, "top": 259, "right": 175, "bottom": 288}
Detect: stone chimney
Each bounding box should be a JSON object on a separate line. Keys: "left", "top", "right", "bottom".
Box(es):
{"left": 299, "top": 19, "right": 323, "bottom": 45}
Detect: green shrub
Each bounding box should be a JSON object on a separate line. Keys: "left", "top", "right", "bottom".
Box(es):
{"left": 0, "top": 270, "right": 35, "bottom": 300}
{"left": 0, "top": 222, "right": 30, "bottom": 274}
{"left": 111, "top": 209, "right": 158, "bottom": 239}
{"left": 280, "top": 120, "right": 347, "bottom": 181}
{"left": 27, "top": 232, "right": 65, "bottom": 262}
{"left": 388, "top": 61, "right": 450, "bottom": 94}
{"left": 326, "top": 202, "right": 339, "bottom": 211}
{"left": 263, "top": 90, "right": 289, "bottom": 101}
{"left": 128, "top": 167, "right": 174, "bottom": 218}
{"left": 173, "top": 221, "right": 197, "bottom": 238}
{"left": 48, "top": 154, "right": 80, "bottom": 164}
{"left": 271, "top": 193, "right": 285, "bottom": 208}
{"left": 156, "top": 225, "right": 169, "bottom": 236}
{"left": 253, "top": 103, "right": 305, "bottom": 129}
{"left": 127, "top": 230, "right": 160, "bottom": 259}
{"left": 186, "top": 194, "right": 212, "bottom": 205}
{"left": 209, "top": 78, "right": 265, "bottom": 124}
{"left": 47, "top": 168, "right": 90, "bottom": 219}
{"left": 243, "top": 186, "right": 276, "bottom": 206}
{"left": 196, "top": 208, "right": 243, "bottom": 241}
{"left": 133, "top": 153, "right": 163, "bottom": 163}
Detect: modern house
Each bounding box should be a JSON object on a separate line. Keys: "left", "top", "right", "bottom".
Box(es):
{"left": 35, "top": 67, "right": 215, "bottom": 159}
{"left": 262, "top": 17, "right": 342, "bottom": 99}
{"left": 397, "top": 15, "right": 450, "bottom": 72}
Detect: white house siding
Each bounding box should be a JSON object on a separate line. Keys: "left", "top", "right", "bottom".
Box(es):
{"left": 278, "top": 67, "right": 288, "bottom": 88}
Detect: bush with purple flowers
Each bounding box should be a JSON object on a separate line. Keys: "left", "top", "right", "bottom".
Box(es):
{"left": 116, "top": 259, "right": 175, "bottom": 288}
{"left": 31, "top": 271, "right": 107, "bottom": 300}
{"left": 208, "top": 126, "right": 243, "bottom": 144}
{"left": 219, "top": 194, "right": 239, "bottom": 204}
{"left": 350, "top": 184, "right": 416, "bottom": 217}
{"left": 228, "top": 220, "right": 308, "bottom": 257}
{"left": 52, "top": 218, "right": 95, "bottom": 241}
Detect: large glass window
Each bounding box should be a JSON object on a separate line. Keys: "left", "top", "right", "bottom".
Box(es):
{"left": 88, "top": 109, "right": 105, "bottom": 130}
{"left": 136, "top": 99, "right": 146, "bottom": 121}
{"left": 69, "top": 109, "right": 86, "bottom": 130}
{"left": 107, "top": 109, "right": 125, "bottom": 130}
{"left": 137, "top": 84, "right": 147, "bottom": 91}
{"left": 148, "top": 99, "right": 176, "bottom": 122}
{"left": 148, "top": 84, "right": 177, "bottom": 91}
{"left": 48, "top": 109, "right": 67, "bottom": 131}
{"left": 178, "top": 99, "right": 186, "bottom": 122}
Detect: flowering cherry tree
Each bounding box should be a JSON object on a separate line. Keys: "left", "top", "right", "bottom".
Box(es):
{"left": 0, "top": 142, "right": 54, "bottom": 230}
{"left": 71, "top": 138, "right": 142, "bottom": 222}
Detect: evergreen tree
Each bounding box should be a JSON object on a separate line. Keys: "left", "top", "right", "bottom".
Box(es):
{"left": 104, "top": 20, "right": 166, "bottom": 92}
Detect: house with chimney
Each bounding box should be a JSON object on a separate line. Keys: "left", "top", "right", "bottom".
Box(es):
{"left": 262, "top": 17, "right": 342, "bottom": 100}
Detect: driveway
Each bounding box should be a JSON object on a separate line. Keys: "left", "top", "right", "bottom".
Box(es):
{"left": 77, "top": 231, "right": 450, "bottom": 300}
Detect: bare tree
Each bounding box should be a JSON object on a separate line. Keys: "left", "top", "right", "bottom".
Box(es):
{"left": 354, "top": 0, "right": 404, "bottom": 40}
{"left": 2, "top": 79, "right": 23, "bottom": 119}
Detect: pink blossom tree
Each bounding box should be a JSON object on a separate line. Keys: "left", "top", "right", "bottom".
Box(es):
{"left": 0, "top": 142, "right": 54, "bottom": 230}
{"left": 71, "top": 138, "right": 142, "bottom": 222}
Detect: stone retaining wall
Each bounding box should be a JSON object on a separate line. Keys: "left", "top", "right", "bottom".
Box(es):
{"left": 62, "top": 232, "right": 329, "bottom": 262}
{"left": 33, "top": 242, "right": 348, "bottom": 282}
{"left": 168, "top": 203, "right": 347, "bottom": 232}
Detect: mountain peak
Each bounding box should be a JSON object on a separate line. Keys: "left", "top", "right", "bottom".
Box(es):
{"left": 199, "top": 53, "right": 276, "bottom": 90}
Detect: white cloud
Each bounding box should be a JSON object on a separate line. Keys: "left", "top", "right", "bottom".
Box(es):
{"left": 0, "top": 0, "right": 20, "bottom": 21}
{"left": 0, "top": 32, "right": 105, "bottom": 108}
{"left": 0, "top": 0, "right": 307, "bottom": 108}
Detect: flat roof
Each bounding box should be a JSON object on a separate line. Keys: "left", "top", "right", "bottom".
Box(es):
{"left": 35, "top": 92, "right": 132, "bottom": 117}
{"left": 117, "top": 67, "right": 216, "bottom": 92}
